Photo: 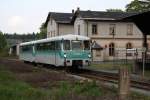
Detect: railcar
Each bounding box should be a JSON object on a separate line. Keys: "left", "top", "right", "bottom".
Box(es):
{"left": 19, "top": 34, "right": 91, "bottom": 67}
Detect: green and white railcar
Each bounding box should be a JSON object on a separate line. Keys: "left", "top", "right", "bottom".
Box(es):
{"left": 19, "top": 34, "right": 91, "bottom": 67}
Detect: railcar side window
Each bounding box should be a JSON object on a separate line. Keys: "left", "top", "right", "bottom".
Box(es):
{"left": 21, "top": 45, "right": 32, "bottom": 52}
{"left": 51, "top": 41, "right": 55, "bottom": 50}
{"left": 36, "top": 42, "right": 59, "bottom": 51}
{"left": 37, "top": 43, "right": 43, "bottom": 51}
{"left": 84, "top": 40, "right": 90, "bottom": 50}
{"left": 55, "top": 41, "right": 61, "bottom": 50}
{"left": 63, "top": 40, "right": 70, "bottom": 50}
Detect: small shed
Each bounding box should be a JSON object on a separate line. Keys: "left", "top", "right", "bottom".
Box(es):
{"left": 91, "top": 41, "right": 103, "bottom": 50}
{"left": 9, "top": 44, "right": 20, "bottom": 56}
{"left": 91, "top": 41, "right": 104, "bottom": 61}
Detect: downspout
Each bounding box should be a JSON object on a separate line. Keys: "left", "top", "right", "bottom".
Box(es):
{"left": 143, "top": 34, "right": 147, "bottom": 49}
{"left": 86, "top": 20, "right": 89, "bottom": 37}
{"left": 143, "top": 34, "right": 147, "bottom": 59}
{"left": 57, "top": 23, "right": 59, "bottom": 36}
{"left": 86, "top": 20, "right": 93, "bottom": 61}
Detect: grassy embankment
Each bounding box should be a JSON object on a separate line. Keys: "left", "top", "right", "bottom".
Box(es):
{"left": 0, "top": 61, "right": 150, "bottom": 100}
{"left": 0, "top": 64, "right": 103, "bottom": 100}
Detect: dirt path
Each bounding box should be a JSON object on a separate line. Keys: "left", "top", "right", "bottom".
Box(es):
{"left": 0, "top": 58, "right": 76, "bottom": 88}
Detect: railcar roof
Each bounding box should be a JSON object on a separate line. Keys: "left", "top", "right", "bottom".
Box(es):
{"left": 20, "top": 34, "right": 90, "bottom": 46}
{"left": 19, "top": 41, "right": 35, "bottom": 46}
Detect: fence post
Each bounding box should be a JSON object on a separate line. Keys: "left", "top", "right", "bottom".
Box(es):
{"left": 118, "top": 67, "right": 130, "bottom": 100}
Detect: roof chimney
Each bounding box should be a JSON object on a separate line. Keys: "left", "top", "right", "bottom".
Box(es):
{"left": 77, "top": 7, "right": 80, "bottom": 11}
{"left": 72, "top": 9, "right": 74, "bottom": 14}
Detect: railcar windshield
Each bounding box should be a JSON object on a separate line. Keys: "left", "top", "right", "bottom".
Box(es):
{"left": 63, "top": 40, "right": 90, "bottom": 51}
{"left": 72, "top": 40, "right": 82, "bottom": 50}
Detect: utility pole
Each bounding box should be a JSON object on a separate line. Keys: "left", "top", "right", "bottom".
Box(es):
{"left": 142, "top": 47, "right": 146, "bottom": 78}
{"left": 118, "top": 67, "right": 130, "bottom": 100}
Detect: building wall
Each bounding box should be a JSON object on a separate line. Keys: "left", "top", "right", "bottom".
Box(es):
{"left": 47, "top": 18, "right": 74, "bottom": 38}
{"left": 59, "top": 24, "right": 74, "bottom": 35}
{"left": 74, "top": 17, "right": 149, "bottom": 61}
{"left": 92, "top": 38, "right": 144, "bottom": 61}
{"left": 81, "top": 21, "right": 143, "bottom": 37}
{"left": 47, "top": 18, "right": 57, "bottom": 38}
{"left": 74, "top": 17, "right": 86, "bottom": 36}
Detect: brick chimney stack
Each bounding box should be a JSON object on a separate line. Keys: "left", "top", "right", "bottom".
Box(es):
{"left": 77, "top": 7, "right": 80, "bottom": 11}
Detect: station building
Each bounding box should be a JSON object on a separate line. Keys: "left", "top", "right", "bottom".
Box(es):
{"left": 45, "top": 8, "right": 150, "bottom": 61}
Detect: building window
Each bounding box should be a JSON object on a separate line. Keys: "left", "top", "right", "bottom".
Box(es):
{"left": 126, "top": 43, "right": 132, "bottom": 49}
{"left": 96, "top": 50, "right": 101, "bottom": 57}
{"left": 109, "top": 24, "right": 116, "bottom": 35}
{"left": 78, "top": 25, "right": 80, "bottom": 35}
{"left": 109, "top": 43, "right": 115, "bottom": 56}
{"left": 127, "top": 24, "right": 133, "bottom": 35}
{"left": 92, "top": 24, "right": 97, "bottom": 35}
{"left": 126, "top": 43, "right": 132, "bottom": 56}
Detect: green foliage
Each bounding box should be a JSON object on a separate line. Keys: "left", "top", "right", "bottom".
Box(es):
{"left": 56, "top": 81, "right": 71, "bottom": 96}
{"left": 126, "top": 0, "right": 150, "bottom": 12}
{"left": 50, "top": 80, "right": 101, "bottom": 100}
{"left": 106, "top": 9, "right": 124, "bottom": 12}
{"left": 0, "top": 70, "right": 51, "bottom": 100}
{"left": 73, "top": 81, "right": 101, "bottom": 96}
{"left": 131, "top": 92, "right": 150, "bottom": 100}
{"left": 36, "top": 23, "right": 47, "bottom": 39}
{"left": 0, "top": 31, "right": 7, "bottom": 52}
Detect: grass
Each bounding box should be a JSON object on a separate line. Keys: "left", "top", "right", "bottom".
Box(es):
{"left": 131, "top": 92, "right": 150, "bottom": 100}
{"left": 145, "top": 71, "right": 150, "bottom": 77}
{"left": 0, "top": 70, "right": 51, "bottom": 100}
{"left": 0, "top": 64, "right": 102, "bottom": 100}
{"left": 0, "top": 63, "right": 150, "bottom": 100}
{"left": 89, "top": 61, "right": 133, "bottom": 71}
{"left": 49, "top": 81, "right": 102, "bottom": 100}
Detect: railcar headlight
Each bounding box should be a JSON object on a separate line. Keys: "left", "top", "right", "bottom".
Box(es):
{"left": 64, "top": 54, "right": 67, "bottom": 58}
{"left": 88, "top": 54, "right": 91, "bottom": 58}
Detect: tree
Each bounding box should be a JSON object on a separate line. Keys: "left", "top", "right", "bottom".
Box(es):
{"left": 0, "top": 31, "right": 7, "bottom": 51}
{"left": 126, "top": 0, "right": 150, "bottom": 12}
{"left": 143, "top": 0, "right": 150, "bottom": 10}
{"left": 106, "top": 9, "right": 124, "bottom": 12}
{"left": 36, "top": 23, "right": 47, "bottom": 39}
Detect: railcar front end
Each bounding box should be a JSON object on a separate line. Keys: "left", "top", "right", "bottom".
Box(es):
{"left": 62, "top": 39, "right": 91, "bottom": 67}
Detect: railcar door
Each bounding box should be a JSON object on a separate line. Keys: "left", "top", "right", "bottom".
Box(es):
{"left": 55, "top": 41, "right": 61, "bottom": 66}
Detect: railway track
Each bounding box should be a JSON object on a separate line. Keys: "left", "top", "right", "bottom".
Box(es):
{"left": 73, "top": 69, "right": 150, "bottom": 91}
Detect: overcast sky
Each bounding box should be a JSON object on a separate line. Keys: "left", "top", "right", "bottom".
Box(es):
{"left": 0, "top": 0, "right": 132, "bottom": 34}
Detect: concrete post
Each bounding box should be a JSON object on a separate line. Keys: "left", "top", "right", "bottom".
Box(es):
{"left": 118, "top": 67, "right": 130, "bottom": 100}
